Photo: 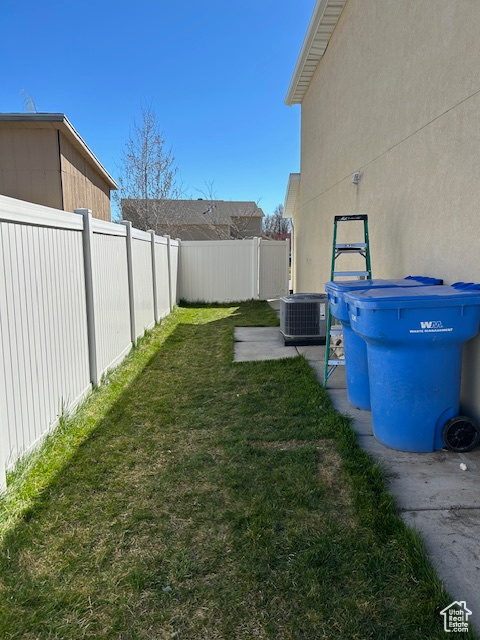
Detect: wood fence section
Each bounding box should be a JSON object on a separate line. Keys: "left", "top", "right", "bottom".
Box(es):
{"left": 179, "top": 238, "right": 289, "bottom": 303}
{"left": 0, "top": 195, "right": 179, "bottom": 490}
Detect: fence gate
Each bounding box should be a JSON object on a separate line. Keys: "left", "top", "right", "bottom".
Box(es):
{"left": 259, "top": 239, "right": 290, "bottom": 300}
{"left": 179, "top": 238, "right": 289, "bottom": 303}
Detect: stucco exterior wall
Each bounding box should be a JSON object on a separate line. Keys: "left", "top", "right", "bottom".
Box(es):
{"left": 294, "top": 0, "right": 480, "bottom": 415}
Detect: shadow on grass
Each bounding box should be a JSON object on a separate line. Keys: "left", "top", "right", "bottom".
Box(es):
{"left": 0, "top": 301, "right": 467, "bottom": 639}
{"left": 0, "top": 301, "right": 278, "bottom": 526}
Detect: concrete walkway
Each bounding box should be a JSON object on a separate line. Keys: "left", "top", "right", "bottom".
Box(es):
{"left": 234, "top": 310, "right": 480, "bottom": 631}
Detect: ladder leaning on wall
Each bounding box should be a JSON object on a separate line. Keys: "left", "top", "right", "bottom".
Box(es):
{"left": 323, "top": 214, "right": 372, "bottom": 387}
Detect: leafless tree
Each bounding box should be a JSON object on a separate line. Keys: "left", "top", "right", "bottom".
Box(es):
{"left": 263, "top": 204, "right": 291, "bottom": 239}
{"left": 115, "top": 107, "right": 182, "bottom": 229}
{"left": 116, "top": 111, "right": 263, "bottom": 239}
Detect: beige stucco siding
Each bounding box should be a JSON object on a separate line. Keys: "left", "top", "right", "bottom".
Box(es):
{"left": 0, "top": 128, "right": 62, "bottom": 209}
{"left": 294, "top": 0, "right": 480, "bottom": 414}
{"left": 60, "top": 133, "right": 111, "bottom": 220}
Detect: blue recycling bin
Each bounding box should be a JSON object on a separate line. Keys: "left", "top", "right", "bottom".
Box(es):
{"left": 345, "top": 284, "right": 480, "bottom": 452}
{"left": 325, "top": 276, "right": 442, "bottom": 410}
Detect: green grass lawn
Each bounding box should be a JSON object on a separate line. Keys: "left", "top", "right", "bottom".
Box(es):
{"left": 0, "top": 302, "right": 472, "bottom": 639}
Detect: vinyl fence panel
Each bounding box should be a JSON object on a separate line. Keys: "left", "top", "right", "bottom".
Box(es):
{"left": 170, "top": 240, "right": 179, "bottom": 304}
{"left": 0, "top": 194, "right": 289, "bottom": 492}
{"left": 0, "top": 199, "right": 91, "bottom": 480}
{"left": 155, "top": 237, "right": 171, "bottom": 319}
{"left": 0, "top": 197, "right": 181, "bottom": 492}
{"left": 91, "top": 220, "right": 132, "bottom": 379}
{"left": 178, "top": 238, "right": 289, "bottom": 303}
{"left": 259, "top": 239, "right": 289, "bottom": 300}
{"left": 131, "top": 229, "right": 155, "bottom": 338}
{"left": 179, "top": 240, "right": 257, "bottom": 303}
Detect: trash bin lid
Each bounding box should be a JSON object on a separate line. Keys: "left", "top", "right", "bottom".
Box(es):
{"left": 325, "top": 275, "right": 442, "bottom": 294}
{"left": 345, "top": 284, "right": 480, "bottom": 310}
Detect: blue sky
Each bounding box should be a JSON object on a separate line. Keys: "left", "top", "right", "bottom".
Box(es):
{"left": 1, "top": 0, "right": 315, "bottom": 217}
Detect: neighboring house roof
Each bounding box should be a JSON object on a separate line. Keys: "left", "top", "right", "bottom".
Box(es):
{"left": 283, "top": 173, "right": 301, "bottom": 219}
{"left": 122, "top": 199, "right": 264, "bottom": 227}
{"left": 0, "top": 113, "right": 118, "bottom": 189}
{"left": 161, "top": 199, "right": 264, "bottom": 224}
{"left": 285, "top": 0, "right": 346, "bottom": 105}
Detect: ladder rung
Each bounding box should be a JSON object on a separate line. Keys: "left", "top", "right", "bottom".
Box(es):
{"left": 334, "top": 214, "right": 368, "bottom": 222}
{"left": 335, "top": 249, "right": 367, "bottom": 257}
{"left": 329, "top": 329, "right": 343, "bottom": 336}
{"left": 327, "top": 359, "right": 346, "bottom": 366}
{"left": 335, "top": 243, "right": 367, "bottom": 249}
{"left": 333, "top": 271, "right": 370, "bottom": 277}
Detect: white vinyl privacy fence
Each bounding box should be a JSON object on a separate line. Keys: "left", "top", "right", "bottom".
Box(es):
{"left": 0, "top": 196, "right": 179, "bottom": 490}
{"left": 179, "top": 238, "right": 289, "bottom": 303}
{"left": 0, "top": 195, "right": 288, "bottom": 491}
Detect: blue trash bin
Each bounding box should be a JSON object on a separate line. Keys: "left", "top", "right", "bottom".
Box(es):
{"left": 344, "top": 284, "right": 480, "bottom": 452}
{"left": 325, "top": 276, "right": 442, "bottom": 410}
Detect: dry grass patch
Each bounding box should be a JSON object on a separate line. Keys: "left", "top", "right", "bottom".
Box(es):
{"left": 251, "top": 438, "right": 354, "bottom": 510}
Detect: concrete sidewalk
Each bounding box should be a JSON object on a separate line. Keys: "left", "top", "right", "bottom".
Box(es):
{"left": 234, "top": 316, "right": 480, "bottom": 631}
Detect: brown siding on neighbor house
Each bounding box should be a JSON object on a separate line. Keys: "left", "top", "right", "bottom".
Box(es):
{"left": 0, "top": 128, "right": 63, "bottom": 209}
{"left": 59, "top": 133, "right": 111, "bottom": 220}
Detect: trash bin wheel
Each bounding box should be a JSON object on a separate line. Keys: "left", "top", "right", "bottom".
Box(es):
{"left": 442, "top": 416, "right": 480, "bottom": 453}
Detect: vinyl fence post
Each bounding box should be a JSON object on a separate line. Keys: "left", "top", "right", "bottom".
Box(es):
{"left": 254, "top": 237, "right": 261, "bottom": 300}
{"left": 251, "top": 238, "right": 257, "bottom": 300}
{"left": 166, "top": 235, "right": 173, "bottom": 312}
{"left": 0, "top": 375, "right": 7, "bottom": 491}
{"left": 0, "top": 379, "right": 7, "bottom": 491}
{"left": 75, "top": 208, "right": 99, "bottom": 387}
{"left": 149, "top": 231, "right": 159, "bottom": 323}
{"left": 0, "top": 256, "right": 9, "bottom": 490}
{"left": 285, "top": 239, "right": 290, "bottom": 294}
{"left": 258, "top": 237, "right": 262, "bottom": 299}
{"left": 0, "top": 450, "right": 6, "bottom": 492}
{"left": 122, "top": 220, "right": 137, "bottom": 346}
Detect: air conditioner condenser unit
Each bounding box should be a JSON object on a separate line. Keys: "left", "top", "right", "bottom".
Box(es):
{"left": 280, "top": 293, "right": 328, "bottom": 346}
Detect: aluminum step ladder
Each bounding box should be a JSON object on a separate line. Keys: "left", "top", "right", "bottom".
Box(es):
{"left": 323, "top": 214, "right": 372, "bottom": 387}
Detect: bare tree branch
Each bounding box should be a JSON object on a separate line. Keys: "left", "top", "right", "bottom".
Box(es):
{"left": 262, "top": 204, "right": 291, "bottom": 239}
{"left": 116, "top": 110, "right": 265, "bottom": 240}
{"left": 115, "top": 107, "right": 182, "bottom": 230}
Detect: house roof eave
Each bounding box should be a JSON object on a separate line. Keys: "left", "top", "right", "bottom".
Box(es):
{"left": 285, "top": 0, "right": 346, "bottom": 106}
{"left": 283, "top": 173, "right": 300, "bottom": 219}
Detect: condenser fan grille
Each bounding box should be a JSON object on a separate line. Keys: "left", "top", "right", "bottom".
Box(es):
{"left": 280, "top": 294, "right": 328, "bottom": 345}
